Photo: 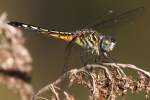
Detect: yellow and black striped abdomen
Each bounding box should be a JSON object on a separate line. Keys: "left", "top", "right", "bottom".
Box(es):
{"left": 48, "top": 31, "right": 74, "bottom": 42}
{"left": 8, "top": 21, "right": 74, "bottom": 42}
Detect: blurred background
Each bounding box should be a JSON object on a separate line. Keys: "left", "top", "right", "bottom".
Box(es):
{"left": 0, "top": 0, "right": 150, "bottom": 99}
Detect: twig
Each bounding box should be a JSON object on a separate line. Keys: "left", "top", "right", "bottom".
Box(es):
{"left": 33, "top": 63, "right": 150, "bottom": 100}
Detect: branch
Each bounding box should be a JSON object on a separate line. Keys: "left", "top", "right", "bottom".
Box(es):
{"left": 33, "top": 63, "right": 150, "bottom": 100}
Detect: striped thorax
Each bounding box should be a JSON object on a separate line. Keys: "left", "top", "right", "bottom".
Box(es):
{"left": 74, "top": 30, "right": 100, "bottom": 55}
{"left": 74, "top": 29, "right": 116, "bottom": 58}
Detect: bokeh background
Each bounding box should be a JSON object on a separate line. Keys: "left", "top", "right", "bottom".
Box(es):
{"left": 0, "top": 0, "right": 150, "bottom": 99}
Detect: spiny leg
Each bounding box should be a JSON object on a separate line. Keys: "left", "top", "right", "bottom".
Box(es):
{"left": 61, "top": 37, "right": 77, "bottom": 74}
{"left": 101, "top": 52, "right": 126, "bottom": 77}
{"left": 80, "top": 48, "right": 95, "bottom": 67}
{"left": 80, "top": 49, "right": 89, "bottom": 66}
{"left": 59, "top": 38, "right": 77, "bottom": 92}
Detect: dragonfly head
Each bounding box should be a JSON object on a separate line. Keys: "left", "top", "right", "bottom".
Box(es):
{"left": 99, "top": 35, "right": 116, "bottom": 57}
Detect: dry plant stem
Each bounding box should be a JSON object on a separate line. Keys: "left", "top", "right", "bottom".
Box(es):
{"left": 33, "top": 72, "right": 73, "bottom": 100}
{"left": 63, "top": 91, "right": 71, "bottom": 100}
{"left": 33, "top": 96, "right": 48, "bottom": 100}
{"left": 49, "top": 84, "right": 60, "bottom": 100}
{"left": 86, "top": 64, "right": 114, "bottom": 99}
{"left": 103, "top": 63, "right": 150, "bottom": 77}
{"left": 86, "top": 64, "right": 113, "bottom": 81}
{"left": 33, "top": 64, "right": 114, "bottom": 100}
{"left": 33, "top": 71, "right": 69, "bottom": 98}
{"left": 103, "top": 63, "right": 126, "bottom": 77}
{"left": 33, "top": 63, "right": 150, "bottom": 100}
{"left": 54, "top": 86, "right": 74, "bottom": 100}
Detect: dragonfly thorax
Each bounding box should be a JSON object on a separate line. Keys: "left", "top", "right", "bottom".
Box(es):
{"left": 74, "top": 29, "right": 116, "bottom": 58}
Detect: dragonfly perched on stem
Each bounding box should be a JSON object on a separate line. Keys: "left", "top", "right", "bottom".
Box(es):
{"left": 8, "top": 6, "right": 145, "bottom": 73}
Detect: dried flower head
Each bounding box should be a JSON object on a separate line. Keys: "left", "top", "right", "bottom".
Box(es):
{"left": 0, "top": 13, "right": 33, "bottom": 100}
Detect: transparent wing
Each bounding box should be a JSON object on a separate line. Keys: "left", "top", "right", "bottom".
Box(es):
{"left": 86, "top": 6, "right": 145, "bottom": 29}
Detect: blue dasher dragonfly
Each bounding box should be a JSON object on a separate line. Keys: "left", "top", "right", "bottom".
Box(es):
{"left": 8, "top": 7, "right": 144, "bottom": 71}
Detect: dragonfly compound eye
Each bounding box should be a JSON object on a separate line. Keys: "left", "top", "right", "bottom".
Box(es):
{"left": 100, "top": 36, "right": 116, "bottom": 52}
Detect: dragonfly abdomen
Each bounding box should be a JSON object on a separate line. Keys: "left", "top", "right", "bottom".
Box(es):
{"left": 8, "top": 21, "right": 74, "bottom": 42}
{"left": 8, "top": 21, "right": 49, "bottom": 33}
{"left": 48, "top": 31, "right": 74, "bottom": 42}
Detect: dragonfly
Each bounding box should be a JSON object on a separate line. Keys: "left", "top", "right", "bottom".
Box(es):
{"left": 7, "top": 7, "right": 144, "bottom": 71}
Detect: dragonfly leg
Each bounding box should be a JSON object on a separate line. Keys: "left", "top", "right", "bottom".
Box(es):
{"left": 61, "top": 40, "right": 76, "bottom": 74}
{"left": 59, "top": 40, "right": 76, "bottom": 91}
{"left": 80, "top": 49, "right": 92, "bottom": 66}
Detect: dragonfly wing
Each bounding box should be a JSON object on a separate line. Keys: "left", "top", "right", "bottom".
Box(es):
{"left": 88, "top": 6, "right": 145, "bottom": 29}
